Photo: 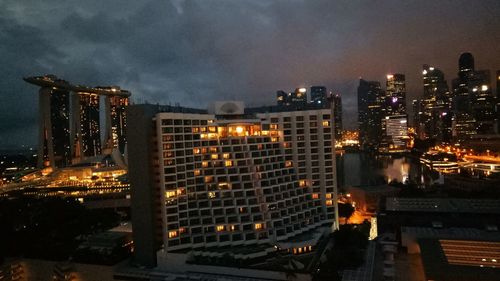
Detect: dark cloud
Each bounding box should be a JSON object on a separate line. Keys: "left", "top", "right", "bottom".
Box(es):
{"left": 1, "top": 0, "right": 500, "bottom": 147}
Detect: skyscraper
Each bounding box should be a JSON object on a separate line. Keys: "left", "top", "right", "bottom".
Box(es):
{"left": 358, "top": 79, "right": 384, "bottom": 150}
{"left": 102, "top": 90, "right": 129, "bottom": 154}
{"left": 73, "top": 92, "right": 101, "bottom": 158}
{"left": 127, "top": 102, "right": 338, "bottom": 269}
{"left": 452, "top": 53, "right": 495, "bottom": 139}
{"left": 381, "top": 115, "right": 409, "bottom": 152}
{"left": 333, "top": 93, "right": 343, "bottom": 141}
{"left": 416, "top": 65, "right": 452, "bottom": 143}
{"left": 276, "top": 90, "right": 290, "bottom": 107}
{"left": 385, "top": 74, "right": 407, "bottom": 116}
{"left": 24, "top": 76, "right": 72, "bottom": 168}
{"left": 310, "top": 86, "right": 327, "bottom": 105}
{"left": 24, "top": 75, "right": 131, "bottom": 168}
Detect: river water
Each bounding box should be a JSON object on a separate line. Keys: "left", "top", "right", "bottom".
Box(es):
{"left": 336, "top": 152, "right": 433, "bottom": 188}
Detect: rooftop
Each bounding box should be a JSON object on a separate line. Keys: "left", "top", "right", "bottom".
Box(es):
{"left": 418, "top": 239, "right": 500, "bottom": 281}
{"left": 386, "top": 197, "right": 500, "bottom": 214}
{"left": 24, "top": 75, "right": 131, "bottom": 97}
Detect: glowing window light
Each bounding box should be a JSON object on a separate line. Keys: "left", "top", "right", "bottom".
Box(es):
{"left": 235, "top": 126, "right": 244, "bottom": 134}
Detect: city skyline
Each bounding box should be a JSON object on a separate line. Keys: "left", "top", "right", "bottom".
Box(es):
{"left": 2, "top": 0, "right": 500, "bottom": 147}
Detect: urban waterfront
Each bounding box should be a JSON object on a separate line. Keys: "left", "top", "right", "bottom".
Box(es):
{"left": 337, "top": 152, "right": 436, "bottom": 188}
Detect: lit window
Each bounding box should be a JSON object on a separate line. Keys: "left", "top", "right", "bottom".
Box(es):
{"left": 205, "top": 176, "right": 213, "bottom": 183}
{"left": 223, "top": 153, "right": 230, "bottom": 159}
{"left": 285, "top": 161, "right": 293, "bottom": 167}
{"left": 299, "top": 180, "right": 307, "bottom": 187}
{"left": 325, "top": 193, "right": 332, "bottom": 199}
{"left": 270, "top": 124, "right": 278, "bottom": 130}
{"left": 312, "top": 193, "right": 319, "bottom": 199}
{"left": 326, "top": 200, "right": 333, "bottom": 206}
{"left": 166, "top": 191, "right": 176, "bottom": 198}
{"left": 168, "top": 231, "right": 178, "bottom": 238}
{"left": 322, "top": 121, "right": 330, "bottom": 127}
{"left": 202, "top": 161, "right": 209, "bottom": 168}
{"left": 218, "top": 182, "right": 230, "bottom": 189}
{"left": 179, "top": 227, "right": 186, "bottom": 234}
{"left": 193, "top": 148, "right": 201, "bottom": 154}
{"left": 254, "top": 223, "right": 263, "bottom": 230}
{"left": 225, "top": 160, "right": 233, "bottom": 167}
{"left": 194, "top": 169, "right": 201, "bottom": 176}
{"left": 216, "top": 225, "right": 225, "bottom": 232}
{"left": 211, "top": 154, "right": 218, "bottom": 160}
{"left": 208, "top": 192, "right": 216, "bottom": 199}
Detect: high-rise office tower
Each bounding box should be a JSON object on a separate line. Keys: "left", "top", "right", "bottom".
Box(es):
{"left": 358, "top": 79, "right": 384, "bottom": 150}
{"left": 333, "top": 93, "right": 343, "bottom": 140}
{"left": 382, "top": 115, "right": 408, "bottom": 152}
{"left": 385, "top": 74, "right": 407, "bottom": 116}
{"left": 418, "top": 65, "right": 452, "bottom": 143}
{"left": 310, "top": 86, "right": 327, "bottom": 105}
{"left": 276, "top": 88, "right": 308, "bottom": 109}
{"left": 452, "top": 53, "right": 495, "bottom": 139}
{"left": 276, "top": 90, "right": 290, "bottom": 107}
{"left": 292, "top": 87, "right": 308, "bottom": 107}
{"left": 73, "top": 92, "right": 101, "bottom": 158}
{"left": 458, "top": 52, "right": 474, "bottom": 80}
{"left": 24, "top": 76, "right": 72, "bottom": 168}
{"left": 470, "top": 70, "right": 496, "bottom": 135}
{"left": 127, "top": 102, "right": 338, "bottom": 269}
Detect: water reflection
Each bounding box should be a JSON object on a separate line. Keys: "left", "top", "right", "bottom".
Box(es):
{"left": 336, "top": 152, "right": 436, "bottom": 188}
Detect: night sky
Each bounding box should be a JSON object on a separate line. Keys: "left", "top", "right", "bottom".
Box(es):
{"left": 1, "top": 0, "right": 500, "bottom": 148}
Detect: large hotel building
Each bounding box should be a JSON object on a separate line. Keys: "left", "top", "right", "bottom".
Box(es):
{"left": 24, "top": 75, "right": 130, "bottom": 169}
{"left": 127, "top": 101, "right": 338, "bottom": 276}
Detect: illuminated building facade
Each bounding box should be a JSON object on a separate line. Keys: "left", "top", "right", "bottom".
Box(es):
{"left": 310, "top": 86, "right": 327, "bottom": 105}
{"left": 385, "top": 74, "right": 407, "bottom": 116}
{"left": 128, "top": 102, "right": 338, "bottom": 267}
{"left": 358, "top": 79, "right": 384, "bottom": 150}
{"left": 276, "top": 88, "right": 308, "bottom": 109}
{"left": 24, "top": 75, "right": 131, "bottom": 169}
{"left": 35, "top": 80, "right": 72, "bottom": 168}
{"left": 73, "top": 92, "right": 101, "bottom": 158}
{"left": 382, "top": 115, "right": 408, "bottom": 152}
{"left": 415, "top": 65, "right": 452, "bottom": 142}
{"left": 452, "top": 53, "right": 496, "bottom": 140}
{"left": 104, "top": 93, "right": 129, "bottom": 154}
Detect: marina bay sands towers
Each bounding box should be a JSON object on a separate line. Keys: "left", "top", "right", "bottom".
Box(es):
{"left": 24, "top": 75, "right": 130, "bottom": 169}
